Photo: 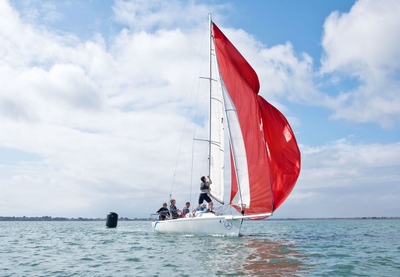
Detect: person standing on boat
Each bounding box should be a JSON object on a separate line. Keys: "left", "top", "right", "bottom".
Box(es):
{"left": 195, "top": 175, "right": 214, "bottom": 212}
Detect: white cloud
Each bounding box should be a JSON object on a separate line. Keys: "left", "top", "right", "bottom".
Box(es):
{"left": 0, "top": 0, "right": 399, "bottom": 219}
{"left": 276, "top": 140, "right": 400, "bottom": 218}
{"left": 320, "top": 0, "right": 400, "bottom": 128}
{"left": 301, "top": 140, "right": 400, "bottom": 187}
{"left": 0, "top": 0, "right": 206, "bottom": 217}
{"left": 112, "top": 0, "right": 225, "bottom": 32}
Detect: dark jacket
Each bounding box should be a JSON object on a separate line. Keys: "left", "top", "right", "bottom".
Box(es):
{"left": 156, "top": 207, "right": 170, "bottom": 220}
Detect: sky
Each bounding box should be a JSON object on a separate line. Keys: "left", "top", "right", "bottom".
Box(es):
{"left": 1, "top": 0, "right": 400, "bottom": 219}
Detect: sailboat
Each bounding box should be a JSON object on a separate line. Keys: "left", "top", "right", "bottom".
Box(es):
{"left": 152, "top": 14, "right": 301, "bottom": 236}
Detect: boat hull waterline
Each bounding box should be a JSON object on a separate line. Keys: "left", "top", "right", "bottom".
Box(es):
{"left": 152, "top": 213, "right": 243, "bottom": 236}
{"left": 152, "top": 212, "right": 272, "bottom": 236}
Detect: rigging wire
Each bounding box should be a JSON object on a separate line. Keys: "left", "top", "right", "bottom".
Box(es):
{"left": 169, "top": 24, "right": 209, "bottom": 205}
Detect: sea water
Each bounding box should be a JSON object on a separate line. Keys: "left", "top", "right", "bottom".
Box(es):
{"left": 1, "top": 219, "right": 399, "bottom": 276}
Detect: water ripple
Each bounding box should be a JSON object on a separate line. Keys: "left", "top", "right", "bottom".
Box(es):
{"left": 0, "top": 219, "right": 399, "bottom": 276}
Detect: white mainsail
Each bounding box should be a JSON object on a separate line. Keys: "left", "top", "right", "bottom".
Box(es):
{"left": 208, "top": 36, "right": 225, "bottom": 204}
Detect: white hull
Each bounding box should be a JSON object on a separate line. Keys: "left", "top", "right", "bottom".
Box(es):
{"left": 152, "top": 213, "right": 243, "bottom": 237}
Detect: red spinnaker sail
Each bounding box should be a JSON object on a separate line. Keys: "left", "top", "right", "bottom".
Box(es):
{"left": 212, "top": 23, "right": 301, "bottom": 216}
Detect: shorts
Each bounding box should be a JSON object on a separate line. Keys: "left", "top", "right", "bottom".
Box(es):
{"left": 198, "top": 193, "right": 212, "bottom": 204}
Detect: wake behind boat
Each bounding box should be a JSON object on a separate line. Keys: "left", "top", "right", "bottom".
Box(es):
{"left": 152, "top": 14, "right": 301, "bottom": 236}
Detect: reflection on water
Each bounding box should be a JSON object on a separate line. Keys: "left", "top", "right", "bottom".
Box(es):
{"left": 204, "top": 237, "right": 310, "bottom": 276}
{"left": 241, "top": 238, "right": 310, "bottom": 276}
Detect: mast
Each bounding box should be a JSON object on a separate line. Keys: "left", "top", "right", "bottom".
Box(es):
{"left": 208, "top": 13, "right": 212, "bottom": 176}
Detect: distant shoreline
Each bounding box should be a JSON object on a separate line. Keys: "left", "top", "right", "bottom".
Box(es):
{"left": 1, "top": 216, "right": 399, "bottom": 221}
{"left": 0, "top": 216, "right": 149, "bottom": 221}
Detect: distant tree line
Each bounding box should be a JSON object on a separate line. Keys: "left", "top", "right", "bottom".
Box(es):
{"left": 1, "top": 216, "right": 397, "bottom": 221}
{"left": 0, "top": 216, "right": 152, "bottom": 221}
